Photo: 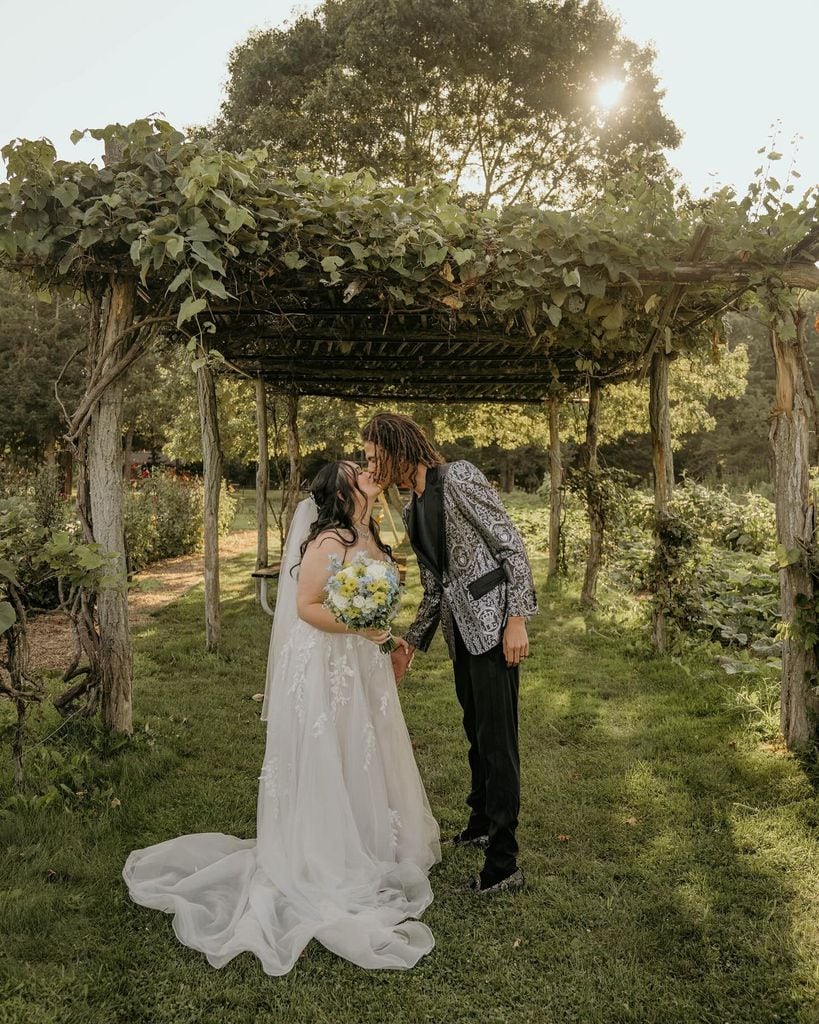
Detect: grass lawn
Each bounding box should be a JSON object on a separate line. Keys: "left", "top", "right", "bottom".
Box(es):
{"left": 2, "top": 546, "right": 819, "bottom": 1023}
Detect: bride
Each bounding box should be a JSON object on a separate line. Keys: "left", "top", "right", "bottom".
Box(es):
{"left": 123, "top": 461, "right": 441, "bottom": 974}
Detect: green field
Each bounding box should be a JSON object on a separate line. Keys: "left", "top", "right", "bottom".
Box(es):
{"left": 2, "top": 541, "right": 819, "bottom": 1024}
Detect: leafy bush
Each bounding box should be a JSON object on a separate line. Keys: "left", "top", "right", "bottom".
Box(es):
{"left": 0, "top": 495, "right": 117, "bottom": 784}
{"left": 124, "top": 471, "right": 237, "bottom": 573}
{"left": 670, "top": 479, "right": 775, "bottom": 554}
{"left": 0, "top": 468, "right": 73, "bottom": 609}
{"left": 602, "top": 482, "right": 780, "bottom": 653}
{"left": 693, "top": 548, "right": 780, "bottom": 650}
{"left": 503, "top": 491, "right": 588, "bottom": 567}
{"left": 501, "top": 481, "right": 781, "bottom": 655}
{"left": 1, "top": 720, "right": 155, "bottom": 815}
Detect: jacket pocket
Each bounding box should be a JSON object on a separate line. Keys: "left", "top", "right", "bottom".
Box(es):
{"left": 467, "top": 566, "right": 506, "bottom": 600}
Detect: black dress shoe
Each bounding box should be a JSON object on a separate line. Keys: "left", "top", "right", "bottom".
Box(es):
{"left": 467, "top": 867, "right": 525, "bottom": 896}
{"left": 450, "top": 827, "right": 490, "bottom": 849}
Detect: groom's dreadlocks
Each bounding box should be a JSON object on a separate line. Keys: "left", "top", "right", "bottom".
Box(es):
{"left": 362, "top": 413, "right": 443, "bottom": 489}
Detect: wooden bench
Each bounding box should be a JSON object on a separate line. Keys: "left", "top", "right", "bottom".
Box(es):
{"left": 252, "top": 562, "right": 282, "bottom": 617}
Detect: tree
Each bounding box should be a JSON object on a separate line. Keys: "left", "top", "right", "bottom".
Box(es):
{"left": 676, "top": 303, "right": 819, "bottom": 482}
{"left": 215, "top": 0, "right": 680, "bottom": 206}
{"left": 0, "top": 271, "right": 85, "bottom": 470}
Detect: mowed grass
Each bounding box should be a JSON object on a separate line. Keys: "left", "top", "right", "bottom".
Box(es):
{"left": 2, "top": 550, "right": 819, "bottom": 1024}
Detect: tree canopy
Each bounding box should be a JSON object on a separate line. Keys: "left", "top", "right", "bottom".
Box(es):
{"left": 215, "top": 0, "right": 681, "bottom": 206}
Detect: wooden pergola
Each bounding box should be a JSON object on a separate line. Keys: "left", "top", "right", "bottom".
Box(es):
{"left": 2, "top": 119, "right": 818, "bottom": 750}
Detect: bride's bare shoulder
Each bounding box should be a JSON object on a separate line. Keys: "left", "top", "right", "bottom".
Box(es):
{"left": 305, "top": 529, "right": 349, "bottom": 557}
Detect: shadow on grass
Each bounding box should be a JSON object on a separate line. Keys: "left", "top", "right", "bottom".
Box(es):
{"left": 518, "top": 586, "right": 818, "bottom": 1021}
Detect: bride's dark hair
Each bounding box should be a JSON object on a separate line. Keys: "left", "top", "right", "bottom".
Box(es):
{"left": 296, "top": 461, "right": 392, "bottom": 569}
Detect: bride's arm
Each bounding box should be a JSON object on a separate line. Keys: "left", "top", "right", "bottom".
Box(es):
{"left": 296, "top": 534, "right": 389, "bottom": 643}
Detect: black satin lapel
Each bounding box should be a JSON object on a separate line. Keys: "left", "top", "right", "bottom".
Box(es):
{"left": 407, "top": 495, "right": 438, "bottom": 579}
{"left": 406, "top": 495, "right": 417, "bottom": 545}
{"left": 426, "top": 465, "right": 447, "bottom": 575}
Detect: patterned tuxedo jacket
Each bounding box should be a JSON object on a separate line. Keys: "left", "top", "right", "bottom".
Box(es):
{"left": 402, "top": 460, "right": 538, "bottom": 659}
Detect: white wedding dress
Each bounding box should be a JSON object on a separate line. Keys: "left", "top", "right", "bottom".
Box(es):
{"left": 123, "top": 498, "right": 441, "bottom": 975}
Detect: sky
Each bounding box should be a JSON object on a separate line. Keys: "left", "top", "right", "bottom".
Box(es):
{"left": 1, "top": 0, "right": 816, "bottom": 199}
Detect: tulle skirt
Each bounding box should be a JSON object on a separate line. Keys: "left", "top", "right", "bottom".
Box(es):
{"left": 123, "top": 623, "right": 441, "bottom": 974}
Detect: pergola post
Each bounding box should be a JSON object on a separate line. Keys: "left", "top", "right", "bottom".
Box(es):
{"left": 769, "top": 309, "right": 819, "bottom": 748}
{"left": 255, "top": 377, "right": 270, "bottom": 592}
{"left": 283, "top": 393, "right": 302, "bottom": 537}
{"left": 196, "top": 347, "right": 223, "bottom": 652}
{"left": 547, "top": 398, "right": 563, "bottom": 579}
{"left": 649, "top": 348, "right": 675, "bottom": 652}
{"left": 581, "top": 381, "right": 603, "bottom": 607}
{"left": 87, "top": 275, "right": 135, "bottom": 733}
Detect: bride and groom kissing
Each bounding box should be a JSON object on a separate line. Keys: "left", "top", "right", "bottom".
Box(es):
{"left": 123, "top": 412, "right": 538, "bottom": 975}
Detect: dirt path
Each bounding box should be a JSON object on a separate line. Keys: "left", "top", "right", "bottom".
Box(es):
{"left": 28, "top": 529, "right": 258, "bottom": 674}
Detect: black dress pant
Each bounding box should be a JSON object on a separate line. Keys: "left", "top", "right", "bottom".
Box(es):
{"left": 452, "top": 620, "right": 520, "bottom": 881}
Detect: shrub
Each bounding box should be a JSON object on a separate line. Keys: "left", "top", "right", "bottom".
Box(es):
{"left": 670, "top": 479, "right": 775, "bottom": 554}
{"left": 124, "top": 471, "right": 237, "bottom": 573}
{"left": 503, "top": 491, "right": 588, "bottom": 568}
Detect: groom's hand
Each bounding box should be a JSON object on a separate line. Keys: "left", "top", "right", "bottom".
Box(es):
{"left": 391, "top": 637, "right": 415, "bottom": 684}
{"left": 503, "top": 617, "right": 529, "bottom": 667}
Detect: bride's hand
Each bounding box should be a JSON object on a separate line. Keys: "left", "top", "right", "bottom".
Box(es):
{"left": 355, "top": 627, "right": 392, "bottom": 645}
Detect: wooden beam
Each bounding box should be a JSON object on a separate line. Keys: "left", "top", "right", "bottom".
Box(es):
{"left": 87, "top": 274, "right": 134, "bottom": 734}
{"left": 283, "top": 394, "right": 302, "bottom": 537}
{"left": 644, "top": 226, "right": 709, "bottom": 652}
{"left": 635, "top": 260, "right": 819, "bottom": 290}
{"left": 580, "top": 381, "right": 603, "bottom": 607}
{"left": 277, "top": 387, "right": 550, "bottom": 404}
{"left": 196, "top": 347, "right": 223, "bottom": 652}
{"left": 770, "top": 310, "right": 819, "bottom": 748}
{"left": 255, "top": 376, "right": 269, "bottom": 595}
{"left": 548, "top": 398, "right": 563, "bottom": 579}
{"left": 229, "top": 353, "right": 561, "bottom": 366}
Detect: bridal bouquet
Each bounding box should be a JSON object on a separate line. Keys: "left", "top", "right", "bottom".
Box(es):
{"left": 324, "top": 553, "right": 401, "bottom": 653}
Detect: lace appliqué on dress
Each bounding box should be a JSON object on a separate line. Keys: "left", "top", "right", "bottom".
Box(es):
{"left": 389, "top": 808, "right": 403, "bottom": 851}
{"left": 286, "top": 632, "right": 318, "bottom": 723}
{"left": 362, "top": 721, "right": 375, "bottom": 772}
{"left": 328, "top": 642, "right": 355, "bottom": 720}
{"left": 258, "top": 756, "right": 281, "bottom": 820}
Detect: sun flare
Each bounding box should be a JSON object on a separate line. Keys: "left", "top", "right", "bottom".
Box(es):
{"left": 595, "top": 79, "right": 626, "bottom": 110}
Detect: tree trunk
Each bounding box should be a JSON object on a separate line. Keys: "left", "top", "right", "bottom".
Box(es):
{"left": 283, "top": 393, "right": 302, "bottom": 538}
{"left": 581, "top": 383, "right": 604, "bottom": 607}
{"left": 769, "top": 312, "right": 819, "bottom": 749}
{"left": 87, "top": 276, "right": 134, "bottom": 733}
{"left": 2, "top": 589, "right": 42, "bottom": 786}
{"left": 548, "top": 399, "right": 563, "bottom": 579}
{"left": 255, "top": 377, "right": 269, "bottom": 597}
{"left": 58, "top": 446, "right": 74, "bottom": 499}
{"left": 43, "top": 435, "right": 57, "bottom": 473}
{"left": 197, "top": 353, "right": 222, "bottom": 652}
{"left": 649, "top": 350, "right": 675, "bottom": 652}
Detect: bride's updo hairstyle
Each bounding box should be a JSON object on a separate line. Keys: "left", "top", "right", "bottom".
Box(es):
{"left": 296, "top": 461, "right": 392, "bottom": 569}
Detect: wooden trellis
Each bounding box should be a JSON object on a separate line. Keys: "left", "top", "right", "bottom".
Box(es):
{"left": 2, "top": 120, "right": 818, "bottom": 748}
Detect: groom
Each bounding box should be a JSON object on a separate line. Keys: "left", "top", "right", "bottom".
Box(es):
{"left": 362, "top": 413, "right": 538, "bottom": 896}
